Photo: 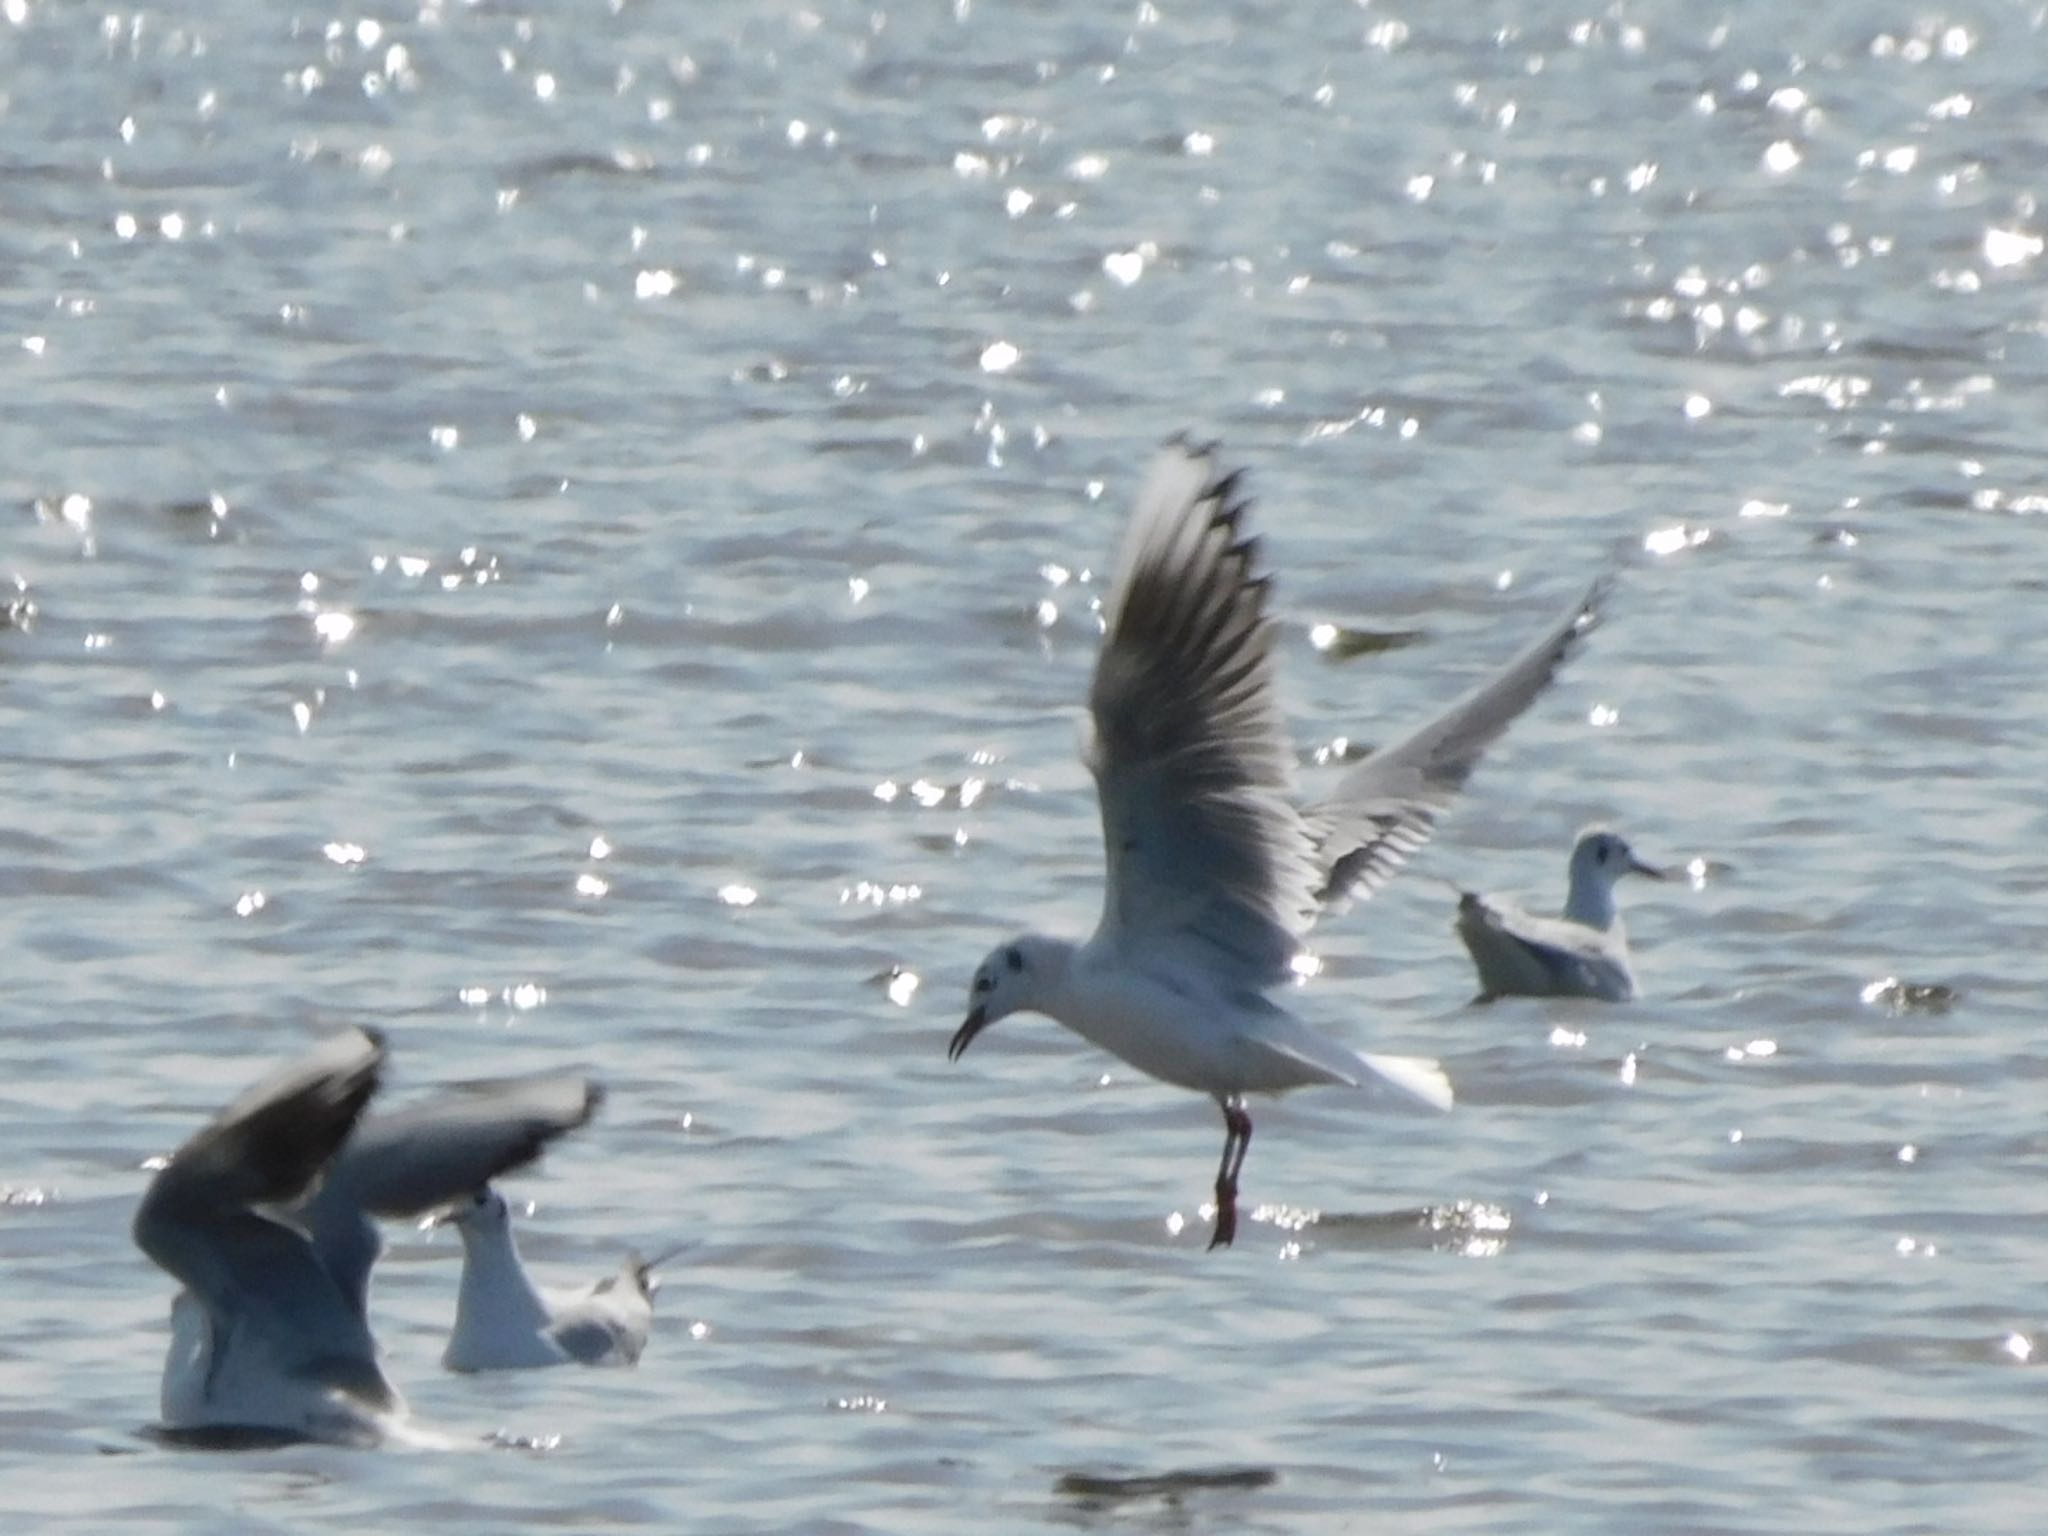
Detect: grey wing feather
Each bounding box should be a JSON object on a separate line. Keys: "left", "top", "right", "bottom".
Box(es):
{"left": 140, "top": 1027, "right": 387, "bottom": 1221}
{"left": 1088, "top": 437, "right": 1322, "bottom": 985}
{"left": 1311, "top": 578, "right": 1608, "bottom": 903}
{"left": 547, "top": 1312, "right": 645, "bottom": 1366}
{"left": 302, "top": 1073, "right": 602, "bottom": 1312}
{"left": 547, "top": 1266, "right": 652, "bottom": 1365}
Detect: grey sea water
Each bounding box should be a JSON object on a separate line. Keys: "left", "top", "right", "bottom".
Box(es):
{"left": 3, "top": 1, "right": 2046, "bottom": 1531}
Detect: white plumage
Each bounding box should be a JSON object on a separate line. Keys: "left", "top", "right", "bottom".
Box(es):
{"left": 1456, "top": 827, "right": 1667, "bottom": 1002}
{"left": 443, "top": 1187, "right": 677, "bottom": 1371}
{"left": 950, "top": 437, "right": 1605, "bottom": 1248}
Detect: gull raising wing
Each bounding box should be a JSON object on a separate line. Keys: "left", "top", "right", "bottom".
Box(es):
{"left": 954, "top": 436, "right": 1611, "bottom": 1249}
{"left": 1087, "top": 442, "right": 1322, "bottom": 987}
{"left": 300, "top": 1071, "right": 604, "bottom": 1322}
{"left": 133, "top": 1028, "right": 397, "bottom": 1443}
{"left": 136, "top": 1036, "right": 603, "bottom": 1444}
{"left": 1088, "top": 436, "right": 1605, "bottom": 988}
{"left": 1310, "top": 575, "right": 1607, "bottom": 905}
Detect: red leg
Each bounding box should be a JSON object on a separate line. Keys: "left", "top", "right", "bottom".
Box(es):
{"left": 1208, "top": 1098, "right": 1254, "bottom": 1251}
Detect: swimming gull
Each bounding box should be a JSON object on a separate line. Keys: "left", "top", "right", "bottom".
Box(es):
{"left": 134, "top": 1028, "right": 601, "bottom": 1445}
{"left": 442, "top": 1187, "right": 684, "bottom": 1371}
{"left": 1455, "top": 826, "right": 1667, "bottom": 1002}
{"left": 948, "top": 436, "right": 1606, "bottom": 1248}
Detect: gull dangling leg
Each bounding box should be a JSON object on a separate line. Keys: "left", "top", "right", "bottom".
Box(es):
{"left": 1209, "top": 1097, "right": 1254, "bottom": 1250}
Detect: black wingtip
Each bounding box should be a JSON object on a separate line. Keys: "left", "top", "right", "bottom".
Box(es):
{"left": 217, "top": 1030, "right": 386, "bottom": 1210}
{"left": 1573, "top": 573, "right": 1617, "bottom": 633}
{"left": 1210, "top": 466, "right": 1249, "bottom": 504}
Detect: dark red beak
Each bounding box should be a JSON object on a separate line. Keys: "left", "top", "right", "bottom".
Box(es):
{"left": 948, "top": 1006, "right": 988, "bottom": 1062}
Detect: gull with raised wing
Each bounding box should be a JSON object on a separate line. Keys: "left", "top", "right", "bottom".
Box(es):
{"left": 1455, "top": 827, "right": 1667, "bottom": 1002}
{"left": 442, "top": 1187, "right": 683, "bottom": 1371}
{"left": 949, "top": 437, "right": 1606, "bottom": 1248}
{"left": 134, "top": 1030, "right": 601, "bottom": 1445}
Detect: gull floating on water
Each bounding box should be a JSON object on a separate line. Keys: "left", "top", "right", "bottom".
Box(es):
{"left": 133, "top": 1028, "right": 600, "bottom": 1446}
{"left": 443, "top": 1187, "right": 682, "bottom": 1371}
{"left": 949, "top": 436, "right": 1606, "bottom": 1248}
{"left": 1455, "top": 827, "right": 1667, "bottom": 1002}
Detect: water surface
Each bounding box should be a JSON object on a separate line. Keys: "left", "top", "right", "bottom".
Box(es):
{"left": 3, "top": 3, "right": 2046, "bottom": 1532}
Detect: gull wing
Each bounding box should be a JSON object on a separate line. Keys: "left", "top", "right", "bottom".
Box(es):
{"left": 1310, "top": 579, "right": 1608, "bottom": 904}
{"left": 302, "top": 1073, "right": 603, "bottom": 1315}
{"left": 132, "top": 1029, "right": 391, "bottom": 1403}
{"left": 546, "top": 1265, "right": 654, "bottom": 1366}
{"left": 1086, "top": 438, "right": 1322, "bottom": 988}
{"left": 1456, "top": 892, "right": 1636, "bottom": 1001}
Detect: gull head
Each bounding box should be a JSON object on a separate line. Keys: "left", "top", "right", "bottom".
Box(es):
{"left": 1564, "top": 827, "right": 1668, "bottom": 928}
{"left": 949, "top": 935, "right": 1067, "bottom": 1061}
{"left": 445, "top": 1186, "right": 513, "bottom": 1238}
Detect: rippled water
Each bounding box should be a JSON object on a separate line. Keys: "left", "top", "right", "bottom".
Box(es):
{"left": 4, "top": 1, "right": 2047, "bottom": 1530}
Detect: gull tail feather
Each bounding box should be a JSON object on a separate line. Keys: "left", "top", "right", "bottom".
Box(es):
{"left": 1357, "top": 1052, "right": 1454, "bottom": 1112}
{"left": 1250, "top": 1016, "right": 1454, "bottom": 1111}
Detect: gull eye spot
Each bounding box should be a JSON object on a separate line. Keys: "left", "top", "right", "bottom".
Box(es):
{"left": 1004, "top": 946, "right": 1024, "bottom": 973}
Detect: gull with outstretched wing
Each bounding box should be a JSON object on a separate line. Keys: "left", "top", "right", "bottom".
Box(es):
{"left": 134, "top": 1032, "right": 600, "bottom": 1444}
{"left": 950, "top": 437, "right": 1606, "bottom": 1248}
